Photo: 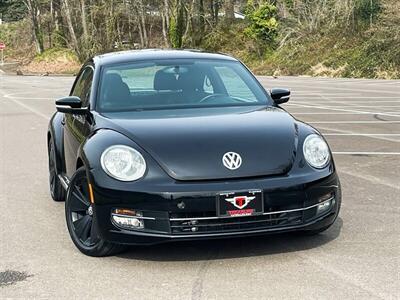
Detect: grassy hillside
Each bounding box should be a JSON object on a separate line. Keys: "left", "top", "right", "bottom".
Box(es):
{"left": 251, "top": 28, "right": 400, "bottom": 79}
{"left": 204, "top": 0, "right": 400, "bottom": 79}
{"left": 1, "top": 0, "right": 399, "bottom": 78}
{"left": 20, "top": 48, "right": 80, "bottom": 75}
{"left": 251, "top": 0, "right": 400, "bottom": 78}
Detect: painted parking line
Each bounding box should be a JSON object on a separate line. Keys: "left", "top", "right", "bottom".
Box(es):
{"left": 323, "top": 133, "right": 400, "bottom": 136}
{"left": 292, "top": 93, "right": 362, "bottom": 96}
{"left": 294, "top": 108, "right": 400, "bottom": 114}
{"left": 263, "top": 76, "right": 400, "bottom": 84}
{"left": 336, "top": 81, "right": 400, "bottom": 87}
{"left": 290, "top": 100, "right": 400, "bottom": 106}
{"left": 308, "top": 121, "right": 400, "bottom": 124}
{"left": 293, "top": 101, "right": 400, "bottom": 105}
{"left": 286, "top": 102, "right": 400, "bottom": 118}
{"left": 297, "top": 107, "right": 400, "bottom": 115}
{"left": 311, "top": 124, "right": 400, "bottom": 143}
{"left": 3, "top": 97, "right": 54, "bottom": 100}
{"left": 292, "top": 96, "right": 400, "bottom": 99}
{"left": 0, "top": 90, "right": 50, "bottom": 121}
{"left": 291, "top": 102, "right": 400, "bottom": 107}
{"left": 272, "top": 82, "right": 400, "bottom": 93}
{"left": 290, "top": 110, "right": 400, "bottom": 115}
{"left": 333, "top": 152, "right": 400, "bottom": 155}
{"left": 338, "top": 169, "right": 400, "bottom": 190}
{"left": 280, "top": 86, "right": 399, "bottom": 96}
{"left": 321, "top": 131, "right": 400, "bottom": 142}
{"left": 293, "top": 104, "right": 400, "bottom": 108}
{"left": 292, "top": 101, "right": 400, "bottom": 105}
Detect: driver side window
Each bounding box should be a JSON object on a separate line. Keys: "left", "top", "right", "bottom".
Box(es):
{"left": 72, "top": 67, "right": 93, "bottom": 107}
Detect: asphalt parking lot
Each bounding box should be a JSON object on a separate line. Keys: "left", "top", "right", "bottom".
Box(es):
{"left": 0, "top": 74, "right": 399, "bottom": 299}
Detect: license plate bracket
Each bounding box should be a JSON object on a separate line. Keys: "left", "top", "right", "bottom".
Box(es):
{"left": 217, "top": 190, "right": 264, "bottom": 217}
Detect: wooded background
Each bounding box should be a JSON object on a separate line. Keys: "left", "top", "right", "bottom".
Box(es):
{"left": 0, "top": 0, "right": 399, "bottom": 78}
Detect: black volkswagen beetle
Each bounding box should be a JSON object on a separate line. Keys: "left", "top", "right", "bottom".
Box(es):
{"left": 48, "top": 50, "right": 341, "bottom": 256}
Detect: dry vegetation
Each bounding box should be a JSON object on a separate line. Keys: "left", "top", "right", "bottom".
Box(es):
{"left": 19, "top": 48, "right": 80, "bottom": 74}
{"left": 0, "top": 0, "right": 398, "bottom": 78}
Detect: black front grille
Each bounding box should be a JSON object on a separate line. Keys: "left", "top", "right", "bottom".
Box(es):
{"left": 169, "top": 211, "right": 303, "bottom": 235}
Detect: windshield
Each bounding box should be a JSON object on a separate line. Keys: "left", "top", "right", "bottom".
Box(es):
{"left": 97, "top": 59, "right": 271, "bottom": 112}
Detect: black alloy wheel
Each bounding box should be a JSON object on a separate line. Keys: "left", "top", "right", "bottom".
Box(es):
{"left": 65, "top": 167, "right": 125, "bottom": 256}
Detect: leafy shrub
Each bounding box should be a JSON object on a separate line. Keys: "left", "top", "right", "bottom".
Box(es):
{"left": 169, "top": 4, "right": 185, "bottom": 48}
{"left": 354, "top": 0, "right": 381, "bottom": 23}
{"left": 244, "top": 2, "right": 278, "bottom": 43}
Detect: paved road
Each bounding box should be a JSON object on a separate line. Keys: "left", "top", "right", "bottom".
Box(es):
{"left": 0, "top": 75, "right": 399, "bottom": 299}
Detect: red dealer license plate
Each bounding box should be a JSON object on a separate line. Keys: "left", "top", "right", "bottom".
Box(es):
{"left": 217, "top": 190, "right": 264, "bottom": 217}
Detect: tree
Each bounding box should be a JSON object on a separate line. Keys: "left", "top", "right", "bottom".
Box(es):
{"left": 245, "top": 2, "right": 278, "bottom": 43}
{"left": 80, "top": 0, "right": 89, "bottom": 42}
{"left": 23, "top": 0, "right": 44, "bottom": 54}
{"left": 5, "top": 0, "right": 254, "bottom": 60}
{"left": 169, "top": 0, "right": 185, "bottom": 48}
{"left": 224, "top": 0, "right": 235, "bottom": 21}
{"left": 62, "top": 0, "right": 79, "bottom": 55}
{"left": 0, "top": 0, "right": 27, "bottom": 22}
{"left": 161, "top": 0, "right": 170, "bottom": 47}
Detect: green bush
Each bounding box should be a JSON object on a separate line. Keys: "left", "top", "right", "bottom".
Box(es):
{"left": 355, "top": 0, "right": 381, "bottom": 23}
{"left": 0, "top": 20, "right": 32, "bottom": 59}
{"left": 169, "top": 4, "right": 185, "bottom": 48}
{"left": 33, "top": 48, "right": 78, "bottom": 63}
{"left": 244, "top": 2, "right": 278, "bottom": 43}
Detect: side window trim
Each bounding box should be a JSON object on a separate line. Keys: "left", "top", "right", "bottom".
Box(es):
{"left": 70, "top": 65, "right": 94, "bottom": 107}
{"left": 81, "top": 67, "right": 94, "bottom": 107}
{"left": 69, "top": 67, "right": 85, "bottom": 96}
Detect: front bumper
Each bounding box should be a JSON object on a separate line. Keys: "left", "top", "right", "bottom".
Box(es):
{"left": 92, "top": 173, "right": 341, "bottom": 245}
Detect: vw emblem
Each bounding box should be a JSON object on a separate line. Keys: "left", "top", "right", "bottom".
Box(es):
{"left": 222, "top": 152, "right": 242, "bottom": 170}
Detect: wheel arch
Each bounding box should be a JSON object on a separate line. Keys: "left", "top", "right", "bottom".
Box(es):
{"left": 48, "top": 112, "right": 66, "bottom": 175}
{"left": 76, "top": 134, "right": 96, "bottom": 182}
{"left": 75, "top": 128, "right": 147, "bottom": 187}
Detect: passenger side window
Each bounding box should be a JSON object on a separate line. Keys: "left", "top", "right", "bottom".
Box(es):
{"left": 215, "top": 66, "right": 257, "bottom": 101}
{"left": 72, "top": 67, "right": 93, "bottom": 107}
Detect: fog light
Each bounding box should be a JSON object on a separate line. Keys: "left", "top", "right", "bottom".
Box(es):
{"left": 112, "top": 209, "right": 144, "bottom": 230}
{"left": 317, "top": 200, "right": 332, "bottom": 215}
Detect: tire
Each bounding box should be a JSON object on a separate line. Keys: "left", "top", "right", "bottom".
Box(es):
{"left": 48, "top": 138, "right": 65, "bottom": 202}
{"left": 65, "top": 167, "right": 126, "bottom": 257}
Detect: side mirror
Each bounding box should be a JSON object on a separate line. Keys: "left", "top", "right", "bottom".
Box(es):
{"left": 271, "top": 88, "right": 290, "bottom": 105}
{"left": 55, "top": 96, "right": 87, "bottom": 114}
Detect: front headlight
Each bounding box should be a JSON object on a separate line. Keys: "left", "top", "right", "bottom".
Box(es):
{"left": 100, "top": 145, "right": 146, "bottom": 181}
{"left": 303, "top": 134, "right": 330, "bottom": 169}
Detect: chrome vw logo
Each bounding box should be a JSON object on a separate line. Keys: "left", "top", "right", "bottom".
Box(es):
{"left": 222, "top": 152, "right": 242, "bottom": 170}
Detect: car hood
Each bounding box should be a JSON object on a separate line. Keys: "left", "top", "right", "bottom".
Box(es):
{"left": 97, "top": 106, "right": 299, "bottom": 181}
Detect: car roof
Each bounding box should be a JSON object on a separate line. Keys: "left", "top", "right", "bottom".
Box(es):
{"left": 92, "top": 49, "right": 237, "bottom": 67}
